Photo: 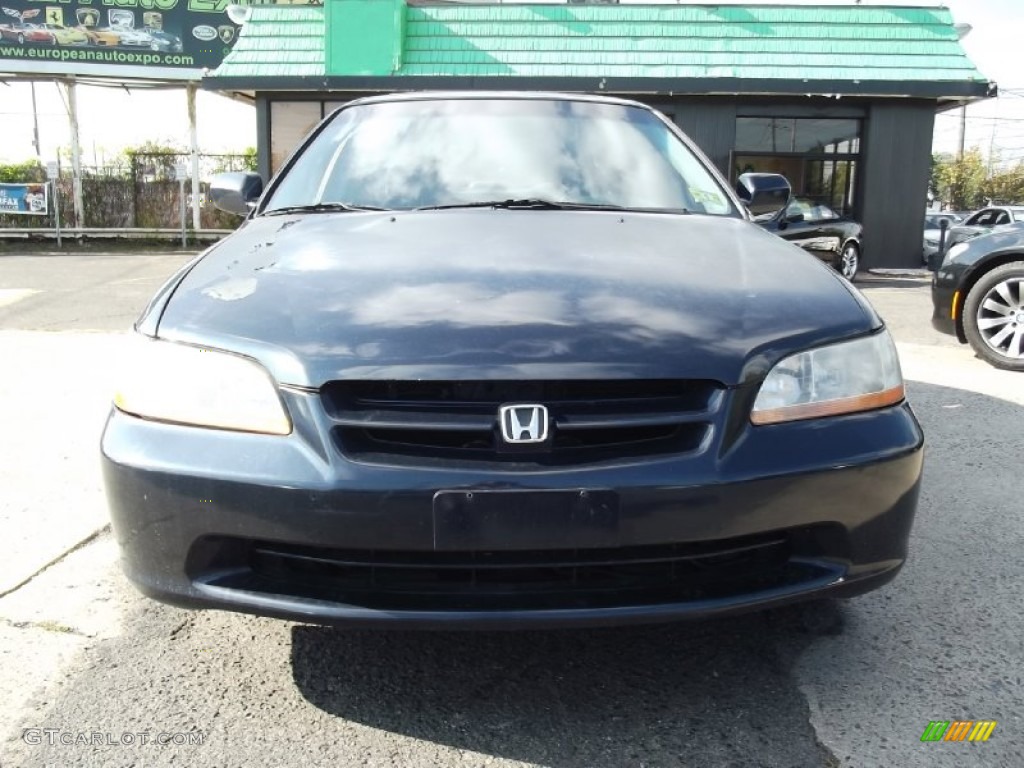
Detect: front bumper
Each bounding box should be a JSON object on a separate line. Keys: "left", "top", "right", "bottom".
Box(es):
{"left": 102, "top": 393, "right": 924, "bottom": 629}
{"left": 930, "top": 272, "right": 959, "bottom": 338}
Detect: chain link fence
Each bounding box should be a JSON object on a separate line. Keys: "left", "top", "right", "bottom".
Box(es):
{"left": 0, "top": 152, "right": 254, "bottom": 231}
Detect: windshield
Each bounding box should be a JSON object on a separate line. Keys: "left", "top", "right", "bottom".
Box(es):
{"left": 263, "top": 98, "right": 737, "bottom": 216}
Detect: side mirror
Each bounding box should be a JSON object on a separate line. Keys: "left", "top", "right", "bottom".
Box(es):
{"left": 736, "top": 173, "right": 791, "bottom": 217}
{"left": 210, "top": 172, "right": 263, "bottom": 216}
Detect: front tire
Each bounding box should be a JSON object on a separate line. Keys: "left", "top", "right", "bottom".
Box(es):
{"left": 963, "top": 261, "right": 1024, "bottom": 372}
{"left": 840, "top": 242, "right": 860, "bottom": 281}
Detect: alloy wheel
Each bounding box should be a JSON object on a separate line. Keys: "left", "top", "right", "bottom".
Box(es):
{"left": 975, "top": 276, "right": 1024, "bottom": 360}
{"left": 840, "top": 244, "right": 859, "bottom": 280}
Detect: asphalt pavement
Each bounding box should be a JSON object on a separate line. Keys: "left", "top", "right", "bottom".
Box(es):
{"left": 0, "top": 252, "right": 1021, "bottom": 768}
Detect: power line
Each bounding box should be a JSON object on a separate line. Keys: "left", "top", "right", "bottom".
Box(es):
{"left": 936, "top": 114, "right": 1024, "bottom": 124}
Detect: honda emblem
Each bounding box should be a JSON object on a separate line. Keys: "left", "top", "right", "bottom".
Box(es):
{"left": 499, "top": 404, "right": 549, "bottom": 444}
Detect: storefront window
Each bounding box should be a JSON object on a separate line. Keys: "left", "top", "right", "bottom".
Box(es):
{"left": 735, "top": 118, "right": 860, "bottom": 154}
{"left": 733, "top": 117, "right": 861, "bottom": 217}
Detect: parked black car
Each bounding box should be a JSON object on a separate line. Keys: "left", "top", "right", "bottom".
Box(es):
{"left": 753, "top": 197, "right": 863, "bottom": 281}
{"left": 932, "top": 222, "right": 1024, "bottom": 371}
{"left": 146, "top": 29, "right": 182, "bottom": 52}
{"left": 102, "top": 93, "right": 922, "bottom": 629}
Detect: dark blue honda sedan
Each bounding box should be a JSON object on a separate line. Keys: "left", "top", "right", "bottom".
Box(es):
{"left": 102, "top": 93, "right": 923, "bottom": 629}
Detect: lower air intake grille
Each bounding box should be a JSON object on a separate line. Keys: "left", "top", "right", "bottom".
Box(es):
{"left": 194, "top": 533, "right": 838, "bottom": 613}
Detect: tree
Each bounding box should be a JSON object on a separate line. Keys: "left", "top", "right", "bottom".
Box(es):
{"left": 124, "top": 141, "right": 188, "bottom": 182}
{"left": 982, "top": 162, "right": 1024, "bottom": 205}
{"left": 932, "top": 149, "right": 988, "bottom": 210}
{"left": 0, "top": 159, "right": 44, "bottom": 183}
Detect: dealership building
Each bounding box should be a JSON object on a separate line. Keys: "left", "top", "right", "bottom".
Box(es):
{"left": 204, "top": 0, "right": 993, "bottom": 268}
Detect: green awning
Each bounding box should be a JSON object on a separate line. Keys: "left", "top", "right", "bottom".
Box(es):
{"left": 207, "top": 1, "right": 991, "bottom": 99}
{"left": 210, "top": 6, "right": 326, "bottom": 79}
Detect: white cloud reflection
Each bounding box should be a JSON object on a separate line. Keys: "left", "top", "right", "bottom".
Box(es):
{"left": 350, "top": 283, "right": 571, "bottom": 328}
{"left": 317, "top": 100, "right": 700, "bottom": 210}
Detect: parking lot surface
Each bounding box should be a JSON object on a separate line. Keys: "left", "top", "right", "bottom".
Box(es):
{"left": 0, "top": 252, "right": 1021, "bottom": 768}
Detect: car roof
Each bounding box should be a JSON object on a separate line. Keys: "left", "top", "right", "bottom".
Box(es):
{"left": 340, "top": 91, "right": 655, "bottom": 112}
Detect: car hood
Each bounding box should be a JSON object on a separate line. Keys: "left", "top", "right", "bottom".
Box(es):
{"left": 946, "top": 222, "right": 1024, "bottom": 267}
{"left": 155, "top": 210, "right": 878, "bottom": 387}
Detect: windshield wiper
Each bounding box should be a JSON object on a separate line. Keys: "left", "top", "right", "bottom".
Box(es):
{"left": 435, "top": 198, "right": 600, "bottom": 211}
{"left": 415, "top": 198, "right": 689, "bottom": 213}
{"left": 261, "top": 202, "right": 388, "bottom": 216}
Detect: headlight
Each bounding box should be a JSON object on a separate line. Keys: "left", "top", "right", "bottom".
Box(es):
{"left": 113, "top": 338, "right": 291, "bottom": 435}
{"left": 751, "top": 332, "right": 904, "bottom": 425}
{"left": 945, "top": 242, "right": 969, "bottom": 262}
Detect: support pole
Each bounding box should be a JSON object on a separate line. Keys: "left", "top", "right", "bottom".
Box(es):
{"left": 188, "top": 83, "right": 201, "bottom": 232}
{"left": 65, "top": 77, "right": 84, "bottom": 230}
{"left": 53, "top": 182, "right": 62, "bottom": 248}
{"left": 180, "top": 178, "right": 187, "bottom": 248}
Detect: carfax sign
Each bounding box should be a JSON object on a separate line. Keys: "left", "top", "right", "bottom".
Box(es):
{"left": 0, "top": 0, "right": 318, "bottom": 76}
{"left": 0, "top": 182, "right": 49, "bottom": 215}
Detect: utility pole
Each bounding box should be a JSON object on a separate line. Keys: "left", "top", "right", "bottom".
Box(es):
{"left": 954, "top": 21, "right": 973, "bottom": 164}
{"left": 957, "top": 104, "right": 966, "bottom": 162}
{"left": 953, "top": 23, "right": 973, "bottom": 210}
{"left": 987, "top": 98, "right": 999, "bottom": 178}
{"left": 30, "top": 82, "right": 41, "bottom": 159}
{"left": 952, "top": 103, "right": 967, "bottom": 210}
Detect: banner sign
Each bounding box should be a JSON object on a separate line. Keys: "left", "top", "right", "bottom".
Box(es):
{"left": 0, "top": 182, "right": 49, "bottom": 215}
{"left": 0, "top": 0, "right": 319, "bottom": 74}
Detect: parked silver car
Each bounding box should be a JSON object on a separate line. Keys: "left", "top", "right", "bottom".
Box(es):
{"left": 945, "top": 206, "right": 1024, "bottom": 249}
{"left": 922, "top": 212, "right": 964, "bottom": 263}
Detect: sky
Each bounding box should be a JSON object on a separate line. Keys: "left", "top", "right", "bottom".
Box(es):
{"left": 0, "top": 0, "right": 1021, "bottom": 168}
{"left": 928, "top": 0, "right": 1024, "bottom": 168}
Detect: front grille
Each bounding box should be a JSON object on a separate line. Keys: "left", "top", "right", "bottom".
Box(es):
{"left": 199, "top": 532, "right": 838, "bottom": 613}
{"left": 321, "top": 379, "right": 722, "bottom": 467}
